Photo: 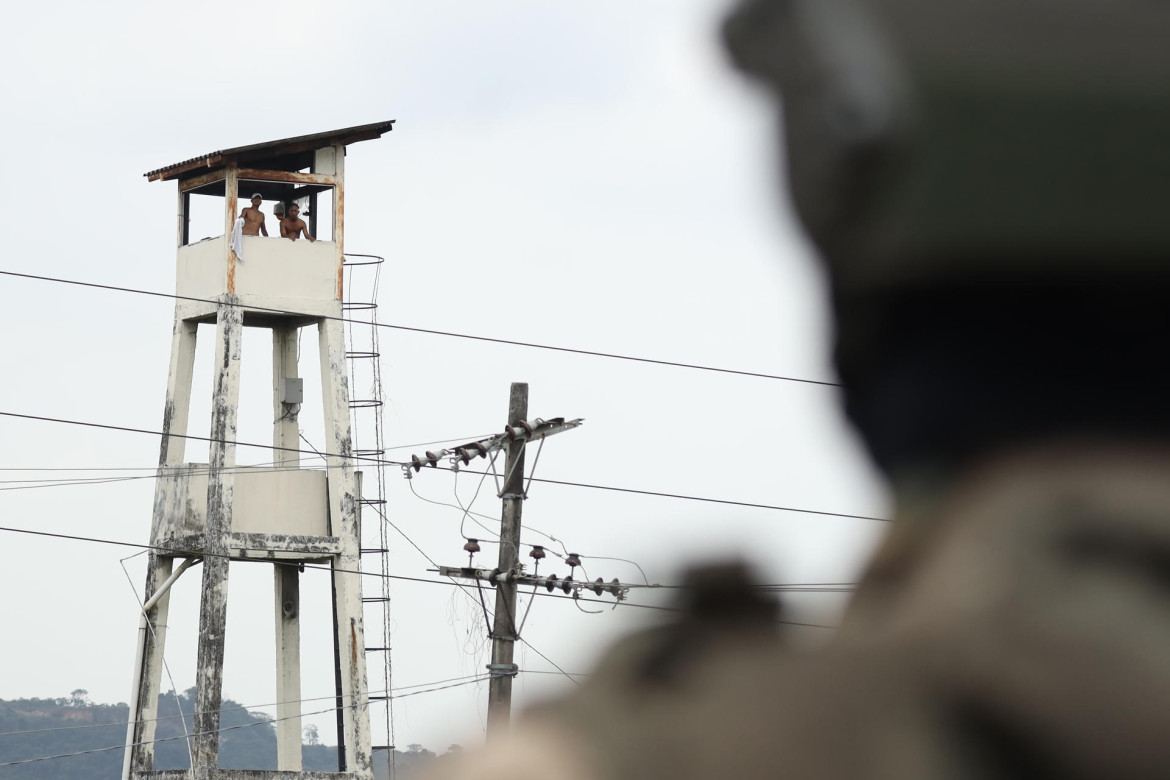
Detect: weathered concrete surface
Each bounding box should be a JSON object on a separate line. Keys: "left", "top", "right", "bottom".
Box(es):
{"left": 192, "top": 296, "right": 244, "bottom": 779}
{"left": 319, "top": 316, "right": 372, "bottom": 776}
{"left": 156, "top": 465, "right": 330, "bottom": 538}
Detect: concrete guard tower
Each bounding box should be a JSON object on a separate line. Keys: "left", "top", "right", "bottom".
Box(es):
{"left": 125, "top": 121, "right": 394, "bottom": 780}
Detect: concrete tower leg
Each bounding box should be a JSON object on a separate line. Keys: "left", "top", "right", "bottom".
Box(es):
{"left": 126, "top": 315, "right": 198, "bottom": 777}
{"left": 126, "top": 556, "right": 175, "bottom": 776}
{"left": 159, "top": 317, "right": 199, "bottom": 468}
{"left": 318, "top": 316, "right": 373, "bottom": 778}
{"left": 192, "top": 298, "right": 244, "bottom": 778}
{"left": 272, "top": 324, "right": 304, "bottom": 770}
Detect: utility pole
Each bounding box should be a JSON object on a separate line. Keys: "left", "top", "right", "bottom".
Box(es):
{"left": 409, "top": 394, "right": 582, "bottom": 737}
{"left": 486, "top": 382, "right": 527, "bottom": 737}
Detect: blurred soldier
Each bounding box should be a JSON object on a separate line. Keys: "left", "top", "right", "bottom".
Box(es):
{"left": 429, "top": 2, "right": 1170, "bottom": 778}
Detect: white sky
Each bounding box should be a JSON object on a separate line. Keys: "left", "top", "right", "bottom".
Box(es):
{"left": 0, "top": 0, "right": 889, "bottom": 756}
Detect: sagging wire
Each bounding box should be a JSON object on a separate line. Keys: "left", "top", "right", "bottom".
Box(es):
{"left": 118, "top": 551, "right": 194, "bottom": 768}
{"left": 406, "top": 478, "right": 500, "bottom": 541}
{"left": 451, "top": 456, "right": 499, "bottom": 540}
{"left": 0, "top": 676, "right": 492, "bottom": 769}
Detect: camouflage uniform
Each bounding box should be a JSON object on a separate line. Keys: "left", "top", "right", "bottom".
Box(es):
{"left": 428, "top": 2, "right": 1170, "bottom": 777}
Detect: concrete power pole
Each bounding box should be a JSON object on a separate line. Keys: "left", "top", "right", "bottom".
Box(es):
{"left": 486, "top": 382, "right": 528, "bottom": 737}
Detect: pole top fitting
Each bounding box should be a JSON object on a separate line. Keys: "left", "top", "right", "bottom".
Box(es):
{"left": 486, "top": 663, "right": 519, "bottom": 677}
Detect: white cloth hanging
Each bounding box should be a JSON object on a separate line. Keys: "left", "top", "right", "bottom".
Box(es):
{"left": 231, "top": 217, "right": 245, "bottom": 261}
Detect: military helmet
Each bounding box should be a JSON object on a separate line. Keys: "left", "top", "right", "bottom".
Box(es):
{"left": 725, "top": 0, "right": 1170, "bottom": 298}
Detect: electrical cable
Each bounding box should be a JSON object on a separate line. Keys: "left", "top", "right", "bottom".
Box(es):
{"left": 0, "top": 675, "right": 488, "bottom": 740}
{"left": 516, "top": 668, "right": 589, "bottom": 678}
{"left": 406, "top": 478, "right": 499, "bottom": 541}
{"left": 0, "top": 408, "right": 889, "bottom": 521}
{"left": 117, "top": 551, "right": 194, "bottom": 767}
{"left": 455, "top": 470, "right": 890, "bottom": 523}
{"left": 451, "top": 456, "right": 498, "bottom": 541}
{"left": 516, "top": 638, "right": 583, "bottom": 687}
{"left": 0, "top": 676, "right": 491, "bottom": 769}
{"left": 0, "top": 523, "right": 846, "bottom": 629}
{"left": 0, "top": 409, "right": 403, "bottom": 468}
{"left": 0, "top": 524, "right": 851, "bottom": 599}
{"left": 0, "top": 268, "right": 840, "bottom": 388}
{"left": 0, "top": 426, "right": 496, "bottom": 470}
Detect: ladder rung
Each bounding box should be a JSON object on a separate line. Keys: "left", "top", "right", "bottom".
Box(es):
{"left": 343, "top": 301, "right": 378, "bottom": 311}
{"left": 353, "top": 448, "right": 385, "bottom": 456}
{"left": 343, "top": 254, "right": 385, "bottom": 267}
{"left": 350, "top": 399, "right": 384, "bottom": 409}
{"left": 363, "top": 597, "right": 391, "bottom": 603}
{"left": 361, "top": 548, "right": 389, "bottom": 554}
{"left": 345, "top": 351, "right": 381, "bottom": 360}
{"left": 365, "top": 646, "right": 391, "bottom": 652}
{"left": 360, "top": 498, "right": 387, "bottom": 506}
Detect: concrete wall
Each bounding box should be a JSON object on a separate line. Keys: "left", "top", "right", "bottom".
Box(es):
{"left": 176, "top": 236, "right": 228, "bottom": 302}
{"left": 176, "top": 237, "right": 339, "bottom": 304}
{"left": 156, "top": 465, "right": 330, "bottom": 538}
{"left": 235, "top": 237, "right": 339, "bottom": 301}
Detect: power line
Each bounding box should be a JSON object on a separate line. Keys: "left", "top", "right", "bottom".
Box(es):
{"left": 0, "top": 430, "right": 493, "bottom": 472}
{"left": 0, "top": 410, "right": 404, "bottom": 468}
{"left": 0, "top": 677, "right": 491, "bottom": 769}
{"left": 0, "top": 524, "right": 841, "bottom": 629}
{"left": 0, "top": 407, "right": 888, "bottom": 520}
{"left": 516, "top": 637, "right": 583, "bottom": 687}
{"left": 0, "top": 523, "right": 854, "bottom": 597}
{"left": 452, "top": 469, "right": 890, "bottom": 523}
{"left": 0, "top": 675, "right": 488, "bottom": 740}
{"left": 0, "top": 523, "right": 443, "bottom": 590}
{"left": 0, "top": 470, "right": 857, "bottom": 591}
{"left": 0, "top": 268, "right": 840, "bottom": 388}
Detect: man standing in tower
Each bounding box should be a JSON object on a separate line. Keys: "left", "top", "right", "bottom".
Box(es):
{"left": 239, "top": 193, "right": 268, "bottom": 237}
{"left": 280, "top": 203, "right": 315, "bottom": 242}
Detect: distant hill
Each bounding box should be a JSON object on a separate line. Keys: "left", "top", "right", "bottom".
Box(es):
{"left": 0, "top": 689, "right": 442, "bottom": 779}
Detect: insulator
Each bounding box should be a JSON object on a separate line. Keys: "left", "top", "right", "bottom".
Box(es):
{"left": 507, "top": 423, "right": 535, "bottom": 442}
{"left": 592, "top": 577, "right": 605, "bottom": 596}
{"left": 410, "top": 454, "right": 423, "bottom": 473}
{"left": 561, "top": 577, "right": 573, "bottom": 594}
{"left": 463, "top": 538, "right": 481, "bottom": 554}
{"left": 606, "top": 578, "right": 622, "bottom": 595}
{"left": 545, "top": 574, "right": 558, "bottom": 592}
{"left": 456, "top": 447, "right": 472, "bottom": 465}
{"left": 425, "top": 450, "right": 443, "bottom": 467}
{"left": 472, "top": 442, "right": 489, "bottom": 458}
{"left": 529, "top": 545, "right": 546, "bottom": 560}
{"left": 488, "top": 568, "right": 501, "bottom": 585}
{"left": 565, "top": 553, "right": 582, "bottom": 569}
{"left": 506, "top": 421, "right": 534, "bottom": 441}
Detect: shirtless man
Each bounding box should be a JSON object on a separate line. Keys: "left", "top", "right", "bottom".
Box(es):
{"left": 280, "top": 203, "right": 314, "bottom": 242}
{"left": 239, "top": 193, "right": 268, "bottom": 237}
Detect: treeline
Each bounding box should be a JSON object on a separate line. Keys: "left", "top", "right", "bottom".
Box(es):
{"left": 0, "top": 689, "right": 446, "bottom": 779}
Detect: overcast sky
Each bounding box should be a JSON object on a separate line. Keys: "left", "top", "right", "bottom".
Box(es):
{"left": 0, "top": 0, "right": 889, "bottom": 757}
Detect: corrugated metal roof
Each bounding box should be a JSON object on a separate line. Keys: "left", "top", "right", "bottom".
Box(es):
{"left": 144, "top": 119, "right": 395, "bottom": 182}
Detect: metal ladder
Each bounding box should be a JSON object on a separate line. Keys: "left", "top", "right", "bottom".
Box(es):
{"left": 343, "top": 252, "right": 396, "bottom": 776}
